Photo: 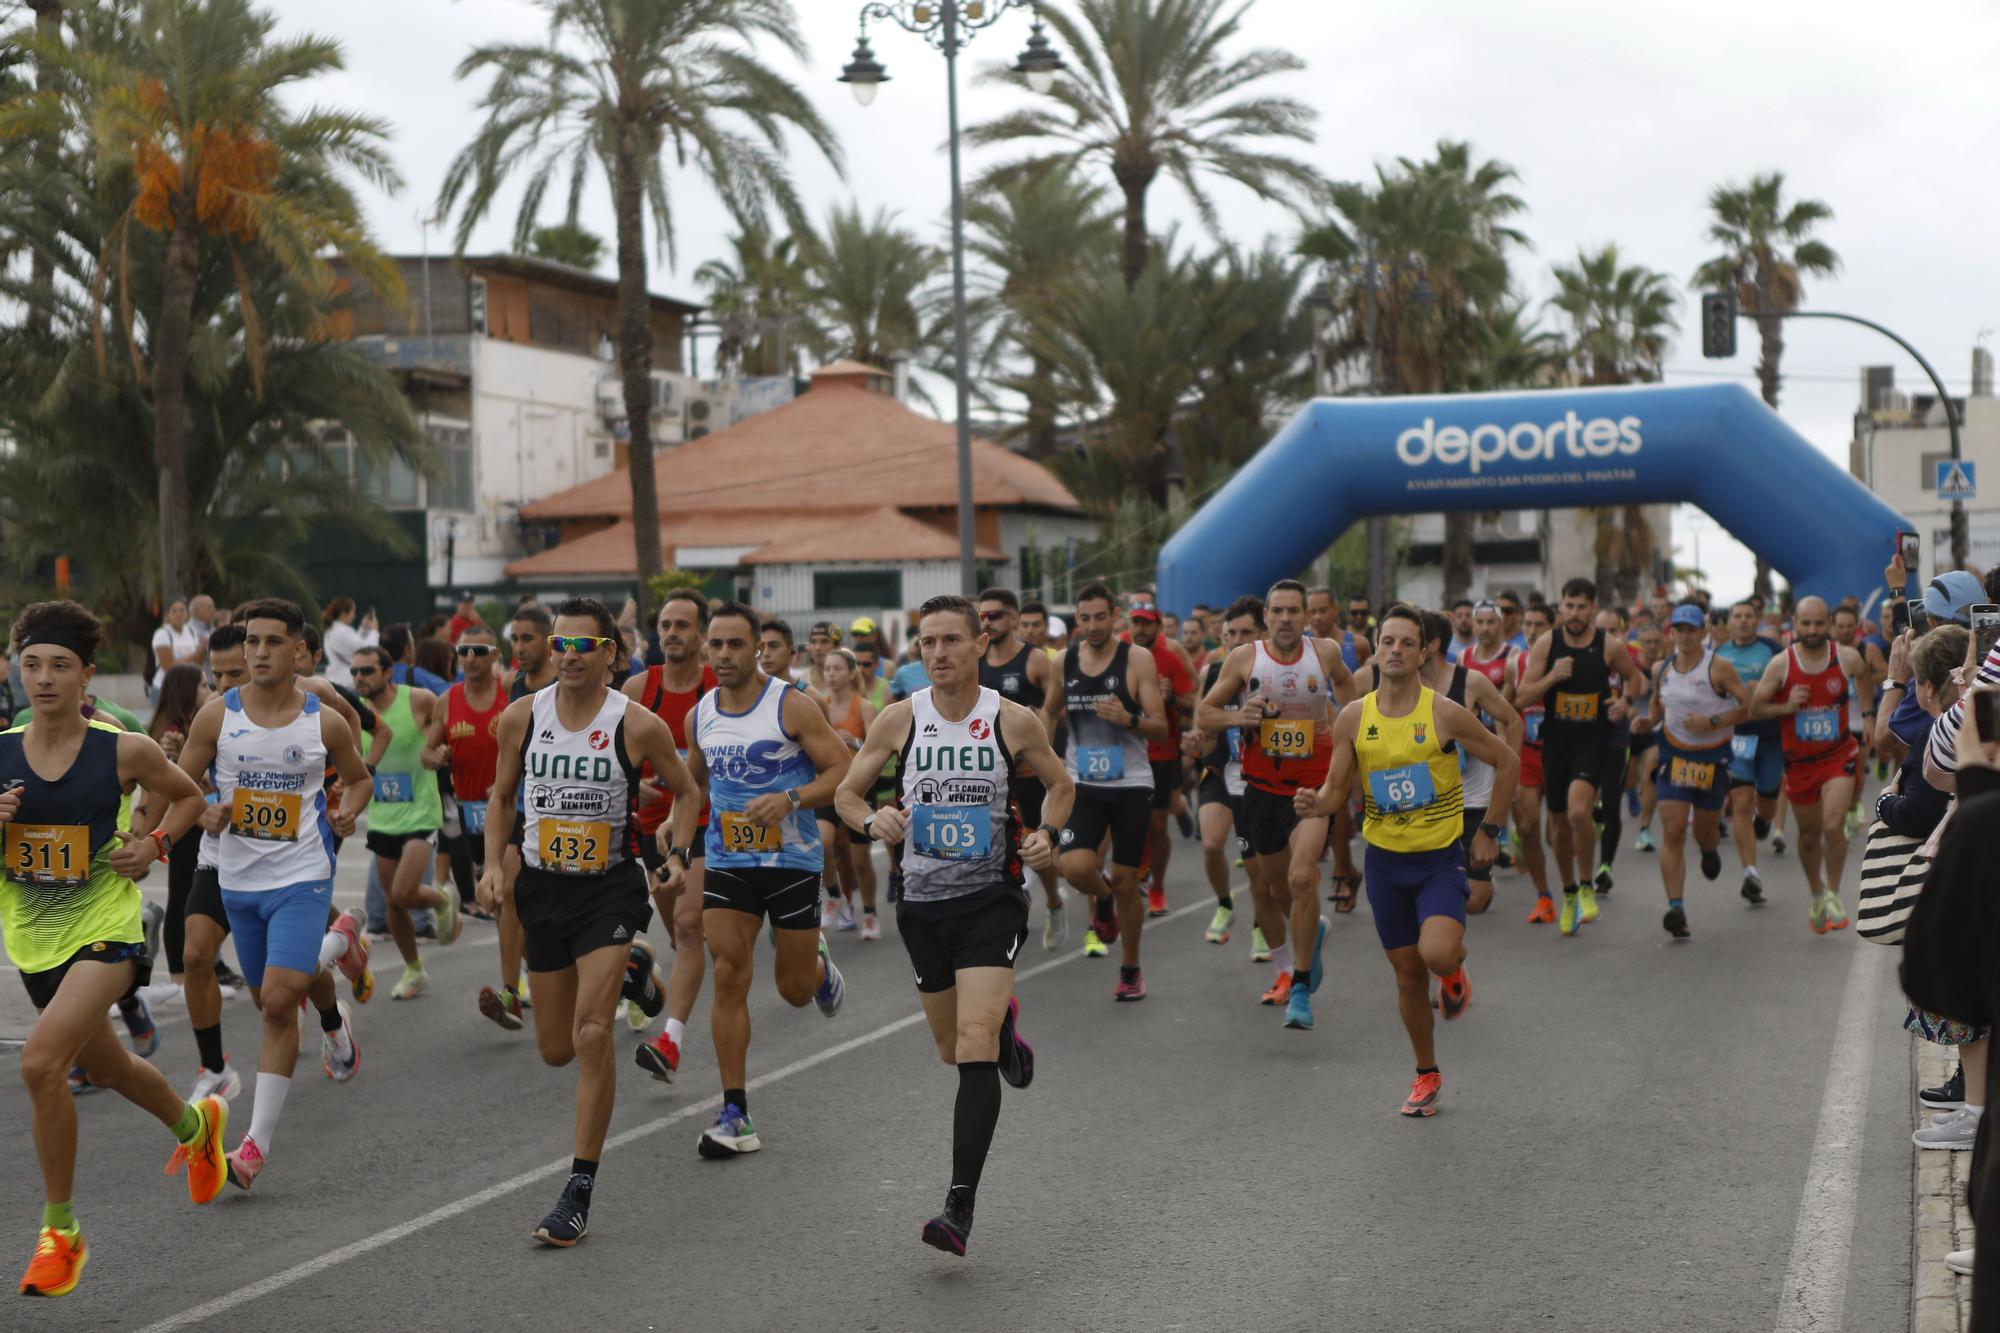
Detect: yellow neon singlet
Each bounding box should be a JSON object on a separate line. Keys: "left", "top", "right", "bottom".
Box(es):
{"left": 1353, "top": 686, "right": 1464, "bottom": 854}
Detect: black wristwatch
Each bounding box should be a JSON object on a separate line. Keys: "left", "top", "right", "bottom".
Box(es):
{"left": 1035, "top": 823, "right": 1061, "bottom": 845}
{"left": 862, "top": 812, "right": 877, "bottom": 837}
{"left": 1477, "top": 821, "right": 1504, "bottom": 840}
{"left": 668, "top": 846, "right": 694, "bottom": 869}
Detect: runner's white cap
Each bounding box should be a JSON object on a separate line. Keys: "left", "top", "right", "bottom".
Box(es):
{"left": 1048, "top": 615, "right": 1066, "bottom": 638}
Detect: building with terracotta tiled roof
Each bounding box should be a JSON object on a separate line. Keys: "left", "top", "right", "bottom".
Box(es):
{"left": 509, "top": 360, "right": 1095, "bottom": 629}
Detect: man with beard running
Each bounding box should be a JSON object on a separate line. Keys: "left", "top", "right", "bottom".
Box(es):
{"left": 1192, "top": 598, "right": 1269, "bottom": 949}
{"left": 1646, "top": 606, "right": 1754, "bottom": 939}
{"left": 1296, "top": 605, "right": 1517, "bottom": 1116}
{"left": 685, "top": 603, "right": 853, "bottom": 1158}
{"left": 836, "top": 595, "right": 1072, "bottom": 1257}
{"left": 1715, "top": 600, "right": 1787, "bottom": 899}
{"left": 1513, "top": 579, "right": 1644, "bottom": 937}
{"left": 1748, "top": 596, "right": 1865, "bottom": 933}
{"left": 424, "top": 622, "right": 512, "bottom": 1019}
{"left": 1043, "top": 584, "right": 1167, "bottom": 999}
{"left": 627, "top": 589, "right": 717, "bottom": 1083}
{"left": 1196, "top": 580, "right": 1356, "bottom": 1029}
{"left": 977, "top": 588, "right": 1063, "bottom": 946}
{"left": 479, "top": 597, "right": 699, "bottom": 1246}
{"left": 1126, "top": 600, "right": 1195, "bottom": 917}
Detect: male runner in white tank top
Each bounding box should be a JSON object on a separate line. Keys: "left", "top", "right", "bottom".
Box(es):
{"left": 837, "top": 594, "right": 1072, "bottom": 1257}
{"left": 480, "top": 597, "right": 699, "bottom": 1248}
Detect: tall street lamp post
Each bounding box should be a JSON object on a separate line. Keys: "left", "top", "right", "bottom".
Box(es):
{"left": 842, "top": 2, "right": 1066, "bottom": 596}
{"left": 1348, "top": 248, "right": 1435, "bottom": 612}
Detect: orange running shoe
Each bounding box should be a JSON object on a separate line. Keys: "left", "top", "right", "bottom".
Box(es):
{"left": 1260, "top": 970, "right": 1293, "bottom": 1006}
{"left": 1146, "top": 883, "right": 1168, "bottom": 917}
{"left": 1525, "top": 896, "right": 1556, "bottom": 925}
{"left": 1438, "top": 967, "right": 1471, "bottom": 1020}
{"left": 19, "top": 1227, "right": 86, "bottom": 1297}
{"left": 1399, "top": 1069, "right": 1443, "bottom": 1118}
{"left": 163, "top": 1096, "right": 229, "bottom": 1204}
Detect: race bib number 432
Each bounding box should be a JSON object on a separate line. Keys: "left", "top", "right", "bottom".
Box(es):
{"left": 540, "top": 819, "right": 610, "bottom": 874}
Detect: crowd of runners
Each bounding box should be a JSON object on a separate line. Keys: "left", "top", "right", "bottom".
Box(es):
{"left": 6, "top": 547, "right": 1983, "bottom": 1294}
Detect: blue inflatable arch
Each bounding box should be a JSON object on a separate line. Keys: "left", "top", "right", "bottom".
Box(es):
{"left": 1158, "top": 382, "right": 1912, "bottom": 613}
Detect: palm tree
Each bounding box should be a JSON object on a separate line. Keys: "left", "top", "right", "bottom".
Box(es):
{"left": 1693, "top": 170, "right": 1838, "bottom": 598}
{"left": 1548, "top": 243, "right": 1680, "bottom": 601}
{"left": 963, "top": 165, "right": 1117, "bottom": 456}
{"left": 695, "top": 224, "right": 814, "bottom": 377}
{"left": 966, "top": 0, "right": 1321, "bottom": 288}
{"left": 6, "top": 0, "right": 403, "bottom": 606}
{"left": 802, "top": 204, "right": 936, "bottom": 370}
{"left": 438, "top": 0, "right": 842, "bottom": 612}
{"left": 529, "top": 221, "right": 604, "bottom": 270}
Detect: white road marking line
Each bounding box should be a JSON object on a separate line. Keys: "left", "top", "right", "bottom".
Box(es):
{"left": 136, "top": 890, "right": 1229, "bottom": 1333}
{"left": 1773, "top": 941, "right": 1886, "bottom": 1333}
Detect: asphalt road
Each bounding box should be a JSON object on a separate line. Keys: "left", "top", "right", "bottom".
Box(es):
{"left": 1, "top": 817, "right": 1918, "bottom": 1332}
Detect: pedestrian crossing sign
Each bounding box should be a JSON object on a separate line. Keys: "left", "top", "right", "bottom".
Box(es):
{"left": 1937, "top": 461, "right": 1977, "bottom": 501}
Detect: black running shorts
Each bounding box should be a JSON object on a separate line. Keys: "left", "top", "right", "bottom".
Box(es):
{"left": 22, "top": 940, "right": 150, "bottom": 1011}
{"left": 897, "top": 885, "right": 1030, "bottom": 993}
{"left": 1149, "top": 758, "right": 1184, "bottom": 811}
{"left": 1241, "top": 785, "right": 1310, "bottom": 859}
{"left": 1540, "top": 735, "right": 1612, "bottom": 801}
{"left": 1060, "top": 786, "right": 1151, "bottom": 869}
{"left": 513, "top": 861, "right": 650, "bottom": 973}
{"left": 187, "top": 864, "right": 230, "bottom": 931}
{"left": 365, "top": 828, "right": 438, "bottom": 860}
{"left": 1197, "top": 772, "right": 1252, "bottom": 851}
{"left": 703, "top": 864, "right": 821, "bottom": 930}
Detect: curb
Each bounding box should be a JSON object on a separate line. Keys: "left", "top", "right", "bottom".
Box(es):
{"left": 1913, "top": 1038, "right": 1972, "bottom": 1333}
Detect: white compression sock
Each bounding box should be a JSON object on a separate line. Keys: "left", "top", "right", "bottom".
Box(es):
{"left": 665, "top": 1016, "right": 685, "bottom": 1045}
{"left": 317, "top": 930, "right": 346, "bottom": 972}
{"left": 248, "top": 1072, "right": 290, "bottom": 1151}
{"left": 1271, "top": 943, "right": 1293, "bottom": 973}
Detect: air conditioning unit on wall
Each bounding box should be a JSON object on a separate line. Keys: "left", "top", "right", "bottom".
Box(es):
{"left": 597, "top": 378, "right": 626, "bottom": 421}
{"left": 649, "top": 372, "right": 682, "bottom": 417}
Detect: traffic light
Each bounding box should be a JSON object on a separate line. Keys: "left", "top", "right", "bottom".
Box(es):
{"left": 1701, "top": 292, "right": 1737, "bottom": 359}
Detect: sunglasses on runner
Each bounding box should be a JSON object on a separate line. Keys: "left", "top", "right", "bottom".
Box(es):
{"left": 547, "top": 634, "right": 614, "bottom": 654}
{"left": 455, "top": 643, "right": 495, "bottom": 657}
{"left": 979, "top": 609, "right": 1009, "bottom": 622}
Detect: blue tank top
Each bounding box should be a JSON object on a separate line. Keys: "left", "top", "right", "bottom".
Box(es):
{"left": 1339, "top": 631, "right": 1359, "bottom": 673}
{"left": 1715, "top": 636, "right": 1783, "bottom": 739}
{"left": 694, "top": 677, "right": 822, "bottom": 872}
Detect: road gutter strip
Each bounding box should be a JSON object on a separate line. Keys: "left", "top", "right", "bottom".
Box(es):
{"left": 1913, "top": 1037, "right": 1972, "bottom": 1333}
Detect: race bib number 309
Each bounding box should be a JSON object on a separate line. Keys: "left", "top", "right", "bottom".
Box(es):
{"left": 230, "top": 788, "right": 301, "bottom": 842}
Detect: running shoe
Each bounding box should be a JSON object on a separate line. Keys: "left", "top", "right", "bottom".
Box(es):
{"left": 478, "top": 984, "right": 524, "bottom": 1031}
{"left": 1146, "top": 883, "right": 1168, "bottom": 917}
{"left": 162, "top": 1095, "right": 229, "bottom": 1204}
{"left": 1283, "top": 986, "right": 1313, "bottom": 1030}
{"left": 1113, "top": 970, "right": 1146, "bottom": 1002}
{"left": 18, "top": 1226, "right": 86, "bottom": 1298}
{"left": 997, "top": 996, "right": 1034, "bottom": 1089}
{"left": 1663, "top": 905, "right": 1690, "bottom": 940}
{"left": 434, "top": 889, "right": 462, "bottom": 946}
{"left": 189, "top": 1060, "right": 241, "bottom": 1104}
{"left": 1594, "top": 865, "right": 1614, "bottom": 895}
{"left": 1250, "top": 925, "right": 1272, "bottom": 962}
{"left": 1699, "top": 847, "right": 1722, "bottom": 881}
{"left": 1526, "top": 895, "right": 1556, "bottom": 925}
{"left": 330, "top": 909, "right": 373, "bottom": 1003}
{"left": 860, "top": 913, "right": 882, "bottom": 942}
{"left": 1844, "top": 806, "right": 1861, "bottom": 837}
{"left": 1808, "top": 893, "right": 1829, "bottom": 934}
{"left": 1636, "top": 827, "right": 1655, "bottom": 853}
{"left": 814, "top": 935, "right": 845, "bottom": 1016}
{"left": 1081, "top": 928, "right": 1107, "bottom": 958}
{"left": 1922, "top": 1065, "right": 1966, "bottom": 1111}
{"left": 391, "top": 965, "right": 428, "bottom": 1000}
{"left": 321, "top": 1002, "right": 359, "bottom": 1082}
{"left": 142, "top": 899, "right": 164, "bottom": 964}
{"left": 1947, "top": 1248, "right": 1976, "bottom": 1276}
{"left": 1914, "top": 1108, "right": 1981, "bottom": 1150}
{"left": 225, "top": 1134, "right": 266, "bottom": 1191}
{"left": 1399, "top": 1069, "right": 1442, "bottom": 1118}
{"left": 1577, "top": 883, "right": 1600, "bottom": 925}
{"left": 921, "top": 1188, "right": 974, "bottom": 1257}
{"left": 820, "top": 900, "right": 838, "bottom": 931}
{"left": 532, "top": 1173, "right": 592, "bottom": 1247}
{"left": 1754, "top": 814, "right": 1772, "bottom": 841}
{"left": 698, "top": 1103, "right": 760, "bottom": 1158}
{"left": 1306, "top": 916, "right": 1330, "bottom": 993}
{"left": 214, "top": 959, "right": 244, "bottom": 990}
{"left": 1558, "top": 891, "right": 1580, "bottom": 936}
{"left": 835, "top": 898, "right": 859, "bottom": 931}
{"left": 1823, "top": 892, "right": 1850, "bottom": 930}
{"left": 886, "top": 869, "right": 904, "bottom": 905}
{"left": 1043, "top": 896, "right": 1067, "bottom": 952}
{"left": 1437, "top": 967, "right": 1471, "bottom": 1019}
{"left": 623, "top": 941, "right": 664, "bottom": 1023}
{"left": 1205, "top": 903, "right": 1234, "bottom": 944}
{"left": 1770, "top": 832, "right": 1787, "bottom": 856}
{"left": 635, "top": 1031, "right": 680, "bottom": 1083}
{"left": 1741, "top": 868, "right": 1766, "bottom": 906}
{"left": 1625, "top": 788, "right": 1640, "bottom": 818}
{"left": 1175, "top": 807, "right": 1195, "bottom": 839}
{"left": 1093, "top": 895, "right": 1120, "bottom": 945}
{"left": 1260, "top": 971, "right": 1293, "bottom": 1006}
{"left": 121, "top": 994, "right": 158, "bottom": 1058}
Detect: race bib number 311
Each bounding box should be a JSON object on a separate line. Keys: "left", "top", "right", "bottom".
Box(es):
{"left": 5, "top": 823, "right": 88, "bottom": 887}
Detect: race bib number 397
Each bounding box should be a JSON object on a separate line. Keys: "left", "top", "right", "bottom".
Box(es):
{"left": 717, "top": 810, "right": 781, "bottom": 855}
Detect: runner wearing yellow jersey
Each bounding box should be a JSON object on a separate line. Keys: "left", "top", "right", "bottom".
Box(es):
{"left": 1296, "top": 605, "right": 1518, "bottom": 1118}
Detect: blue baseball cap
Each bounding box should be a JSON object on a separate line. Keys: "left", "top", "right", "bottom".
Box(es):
{"left": 1923, "top": 571, "right": 1983, "bottom": 626}
{"left": 1669, "top": 603, "right": 1706, "bottom": 629}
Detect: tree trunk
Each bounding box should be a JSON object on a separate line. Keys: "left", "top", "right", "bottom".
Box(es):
{"left": 1592, "top": 509, "right": 1617, "bottom": 605}
{"left": 1026, "top": 350, "right": 1057, "bottom": 459}
{"left": 612, "top": 142, "right": 664, "bottom": 619}
{"left": 1114, "top": 163, "right": 1155, "bottom": 289}
{"left": 26, "top": 2, "right": 62, "bottom": 338}
{"left": 1441, "top": 513, "right": 1475, "bottom": 604}
{"left": 152, "top": 217, "right": 201, "bottom": 606}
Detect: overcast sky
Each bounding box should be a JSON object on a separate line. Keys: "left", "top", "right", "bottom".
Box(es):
{"left": 271, "top": 0, "right": 2000, "bottom": 600}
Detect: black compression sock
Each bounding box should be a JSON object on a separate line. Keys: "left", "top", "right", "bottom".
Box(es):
{"left": 1416, "top": 1065, "right": 1439, "bottom": 1076}
{"left": 1218, "top": 892, "right": 1233, "bottom": 910}
{"left": 194, "top": 1024, "right": 224, "bottom": 1075}
{"left": 317, "top": 1002, "right": 343, "bottom": 1034}
{"left": 570, "top": 1158, "right": 597, "bottom": 1187}
{"left": 952, "top": 1062, "right": 1002, "bottom": 1202}
{"left": 725, "top": 1088, "right": 748, "bottom": 1116}
{"left": 1292, "top": 968, "right": 1311, "bottom": 991}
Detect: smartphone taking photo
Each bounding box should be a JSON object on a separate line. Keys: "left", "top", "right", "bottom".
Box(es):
{"left": 1897, "top": 531, "right": 1921, "bottom": 569}
{"left": 1974, "top": 604, "right": 2000, "bottom": 665}
{"left": 1973, "top": 686, "right": 2000, "bottom": 748}
{"left": 1889, "top": 600, "right": 1910, "bottom": 637}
